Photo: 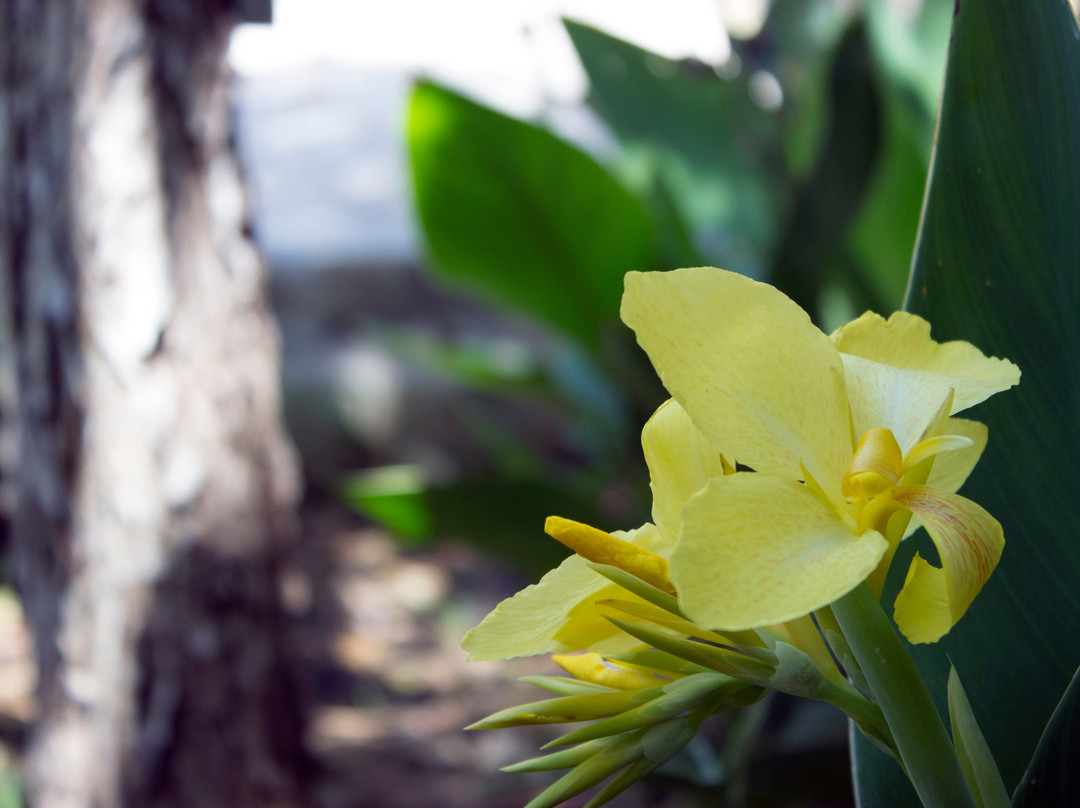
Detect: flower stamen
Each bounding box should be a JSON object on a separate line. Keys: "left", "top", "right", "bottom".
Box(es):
{"left": 843, "top": 427, "right": 904, "bottom": 503}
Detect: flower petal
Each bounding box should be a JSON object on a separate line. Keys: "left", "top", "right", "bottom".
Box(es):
{"left": 899, "top": 418, "right": 988, "bottom": 541}
{"left": 673, "top": 474, "right": 888, "bottom": 631}
{"left": 891, "top": 487, "right": 1004, "bottom": 644}
{"left": 642, "top": 399, "right": 727, "bottom": 540}
{"left": 462, "top": 525, "right": 663, "bottom": 661}
{"left": 552, "top": 653, "right": 667, "bottom": 690}
{"left": 839, "top": 355, "right": 957, "bottom": 455}
{"left": 920, "top": 418, "right": 988, "bottom": 496}
{"left": 831, "top": 311, "right": 1020, "bottom": 414}
{"left": 621, "top": 268, "right": 852, "bottom": 493}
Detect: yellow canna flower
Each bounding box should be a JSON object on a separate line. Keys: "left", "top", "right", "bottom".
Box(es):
{"left": 621, "top": 267, "right": 1020, "bottom": 644}
{"left": 462, "top": 399, "right": 721, "bottom": 661}
{"left": 463, "top": 399, "right": 841, "bottom": 680}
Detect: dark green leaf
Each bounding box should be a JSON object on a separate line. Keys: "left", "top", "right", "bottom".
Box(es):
{"left": 408, "top": 80, "right": 652, "bottom": 347}
{"left": 854, "top": 0, "right": 1080, "bottom": 803}
{"left": 1012, "top": 665, "right": 1080, "bottom": 807}
{"left": 948, "top": 667, "right": 1011, "bottom": 808}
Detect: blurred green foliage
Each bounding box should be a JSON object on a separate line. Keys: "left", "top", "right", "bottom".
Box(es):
{"left": 348, "top": 0, "right": 952, "bottom": 576}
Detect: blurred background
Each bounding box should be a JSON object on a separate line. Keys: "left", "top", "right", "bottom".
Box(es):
{"left": 0, "top": 0, "right": 957, "bottom": 805}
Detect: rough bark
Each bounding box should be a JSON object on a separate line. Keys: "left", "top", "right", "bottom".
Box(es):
{"left": 0, "top": 1, "right": 308, "bottom": 805}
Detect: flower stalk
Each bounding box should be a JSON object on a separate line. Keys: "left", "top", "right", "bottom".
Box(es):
{"left": 831, "top": 583, "right": 975, "bottom": 808}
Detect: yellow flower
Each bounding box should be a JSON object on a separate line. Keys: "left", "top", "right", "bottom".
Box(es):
{"left": 461, "top": 399, "right": 722, "bottom": 661}
{"left": 621, "top": 267, "right": 1020, "bottom": 644}
{"left": 463, "top": 399, "right": 841, "bottom": 680}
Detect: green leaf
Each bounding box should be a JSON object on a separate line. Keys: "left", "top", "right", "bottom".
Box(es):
{"left": 466, "top": 688, "right": 656, "bottom": 730}
{"left": 586, "top": 562, "right": 685, "bottom": 618}
{"left": 948, "top": 667, "right": 1010, "bottom": 808}
{"left": 522, "top": 733, "right": 642, "bottom": 808}
{"left": 518, "top": 676, "right": 619, "bottom": 698}
{"left": 854, "top": 0, "right": 1080, "bottom": 804}
{"left": 408, "top": 79, "right": 652, "bottom": 347}
{"left": 563, "top": 19, "right": 784, "bottom": 277}
{"left": 543, "top": 674, "right": 736, "bottom": 749}
{"left": 1012, "top": 665, "right": 1080, "bottom": 807}
{"left": 502, "top": 739, "right": 614, "bottom": 774}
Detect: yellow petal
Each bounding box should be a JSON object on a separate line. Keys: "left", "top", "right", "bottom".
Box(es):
{"left": 831, "top": 311, "right": 1020, "bottom": 415}
{"left": 921, "top": 418, "right": 988, "bottom": 495}
{"left": 897, "top": 418, "right": 987, "bottom": 541}
{"left": 462, "top": 524, "right": 663, "bottom": 661}
{"left": 621, "top": 268, "right": 852, "bottom": 495}
{"left": 891, "top": 487, "right": 1004, "bottom": 644}
{"left": 902, "top": 434, "right": 976, "bottom": 472}
{"left": 552, "top": 653, "right": 667, "bottom": 690}
{"left": 839, "top": 355, "right": 958, "bottom": 456}
{"left": 642, "top": 398, "right": 727, "bottom": 540}
{"left": 545, "top": 516, "right": 674, "bottom": 593}
{"left": 673, "top": 474, "right": 888, "bottom": 631}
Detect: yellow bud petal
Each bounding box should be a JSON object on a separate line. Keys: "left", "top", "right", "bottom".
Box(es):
{"left": 545, "top": 516, "right": 675, "bottom": 594}
{"left": 552, "top": 652, "right": 666, "bottom": 690}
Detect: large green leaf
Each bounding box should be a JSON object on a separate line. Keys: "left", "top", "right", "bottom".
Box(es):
{"left": 563, "top": 19, "right": 784, "bottom": 278}
{"left": 408, "top": 80, "right": 652, "bottom": 347}
{"left": 854, "top": 0, "right": 1080, "bottom": 804}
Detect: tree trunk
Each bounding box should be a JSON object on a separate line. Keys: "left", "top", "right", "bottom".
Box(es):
{"left": 0, "top": 1, "right": 308, "bottom": 805}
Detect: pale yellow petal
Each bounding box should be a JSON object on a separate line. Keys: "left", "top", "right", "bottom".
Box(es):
{"left": 840, "top": 355, "right": 956, "bottom": 455}
{"left": 922, "top": 418, "right": 987, "bottom": 495}
{"left": 642, "top": 398, "right": 727, "bottom": 540}
{"left": 891, "top": 487, "right": 1004, "bottom": 644}
{"left": 462, "top": 524, "right": 662, "bottom": 661}
{"left": 901, "top": 418, "right": 988, "bottom": 540}
{"left": 831, "top": 311, "right": 1020, "bottom": 414}
{"left": 902, "top": 434, "right": 975, "bottom": 472}
{"left": 673, "top": 474, "right": 888, "bottom": 631}
{"left": 621, "top": 268, "right": 852, "bottom": 494}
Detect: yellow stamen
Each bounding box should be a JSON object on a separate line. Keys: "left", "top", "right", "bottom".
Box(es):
{"left": 842, "top": 427, "right": 903, "bottom": 503}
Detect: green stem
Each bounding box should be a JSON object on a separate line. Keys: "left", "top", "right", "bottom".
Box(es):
{"left": 818, "top": 677, "right": 896, "bottom": 758}
{"left": 831, "top": 583, "right": 975, "bottom": 808}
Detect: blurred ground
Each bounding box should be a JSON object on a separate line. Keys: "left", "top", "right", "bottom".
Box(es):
{"left": 0, "top": 502, "right": 854, "bottom": 808}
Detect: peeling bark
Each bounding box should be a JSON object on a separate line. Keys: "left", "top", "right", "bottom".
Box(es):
{"left": 0, "top": 1, "right": 308, "bottom": 805}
